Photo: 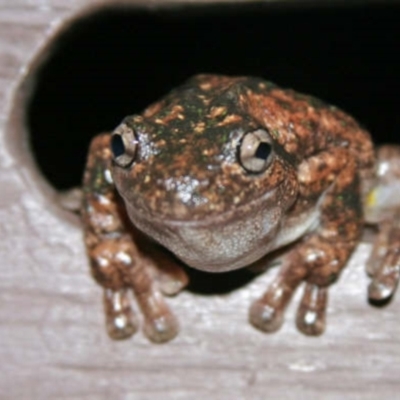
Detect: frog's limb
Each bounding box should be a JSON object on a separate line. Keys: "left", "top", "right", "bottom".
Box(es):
{"left": 364, "top": 146, "right": 400, "bottom": 303}
{"left": 82, "top": 134, "right": 185, "bottom": 342}
{"left": 296, "top": 283, "right": 327, "bottom": 336}
{"left": 104, "top": 288, "right": 138, "bottom": 339}
{"left": 367, "top": 216, "right": 400, "bottom": 302}
{"left": 250, "top": 149, "right": 362, "bottom": 335}
{"left": 249, "top": 259, "right": 308, "bottom": 332}
{"left": 366, "top": 220, "right": 392, "bottom": 277}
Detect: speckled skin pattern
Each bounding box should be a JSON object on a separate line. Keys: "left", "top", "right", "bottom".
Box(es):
{"left": 82, "top": 75, "right": 400, "bottom": 342}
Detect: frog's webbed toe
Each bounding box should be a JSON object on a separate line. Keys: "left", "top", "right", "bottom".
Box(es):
{"left": 296, "top": 283, "right": 327, "bottom": 336}
{"left": 249, "top": 300, "right": 284, "bottom": 333}
{"left": 104, "top": 288, "right": 138, "bottom": 340}
{"left": 248, "top": 281, "right": 288, "bottom": 333}
{"left": 367, "top": 218, "right": 400, "bottom": 303}
{"left": 249, "top": 265, "right": 306, "bottom": 333}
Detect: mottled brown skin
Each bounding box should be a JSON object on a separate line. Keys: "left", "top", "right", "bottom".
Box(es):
{"left": 81, "top": 74, "right": 399, "bottom": 342}
{"left": 82, "top": 136, "right": 187, "bottom": 341}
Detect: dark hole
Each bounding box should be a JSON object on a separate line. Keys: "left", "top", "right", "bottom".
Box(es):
{"left": 111, "top": 134, "right": 124, "bottom": 158}
{"left": 28, "top": 3, "right": 400, "bottom": 190}
{"left": 255, "top": 142, "right": 271, "bottom": 160}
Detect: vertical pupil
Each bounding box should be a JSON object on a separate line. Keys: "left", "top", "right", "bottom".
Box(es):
{"left": 255, "top": 142, "right": 271, "bottom": 160}
{"left": 111, "top": 135, "right": 125, "bottom": 157}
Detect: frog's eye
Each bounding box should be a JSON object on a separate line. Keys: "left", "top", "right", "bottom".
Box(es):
{"left": 238, "top": 129, "right": 273, "bottom": 173}
{"left": 111, "top": 124, "right": 138, "bottom": 168}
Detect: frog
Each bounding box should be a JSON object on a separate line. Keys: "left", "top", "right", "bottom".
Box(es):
{"left": 81, "top": 74, "right": 400, "bottom": 342}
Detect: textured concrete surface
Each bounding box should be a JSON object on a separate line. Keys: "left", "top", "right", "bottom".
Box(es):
{"left": 1, "top": 1, "right": 400, "bottom": 399}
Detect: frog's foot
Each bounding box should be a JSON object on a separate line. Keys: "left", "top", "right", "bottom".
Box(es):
{"left": 296, "top": 283, "right": 327, "bottom": 336}
{"left": 249, "top": 232, "right": 352, "bottom": 336}
{"left": 367, "top": 219, "right": 400, "bottom": 303}
{"left": 91, "top": 237, "right": 186, "bottom": 343}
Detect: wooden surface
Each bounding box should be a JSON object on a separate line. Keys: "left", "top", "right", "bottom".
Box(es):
{"left": 1, "top": 1, "right": 400, "bottom": 399}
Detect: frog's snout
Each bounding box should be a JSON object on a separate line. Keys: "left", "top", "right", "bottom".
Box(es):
{"left": 161, "top": 175, "right": 209, "bottom": 207}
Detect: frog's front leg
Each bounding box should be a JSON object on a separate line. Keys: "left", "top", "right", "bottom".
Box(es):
{"left": 365, "top": 145, "right": 400, "bottom": 303}
{"left": 367, "top": 217, "right": 400, "bottom": 302}
{"left": 82, "top": 134, "right": 187, "bottom": 342}
{"left": 250, "top": 149, "right": 362, "bottom": 335}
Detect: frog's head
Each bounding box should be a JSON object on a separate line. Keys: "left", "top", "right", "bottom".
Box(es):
{"left": 111, "top": 75, "right": 299, "bottom": 272}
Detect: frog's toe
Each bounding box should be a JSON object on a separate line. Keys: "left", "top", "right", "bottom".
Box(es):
{"left": 296, "top": 283, "right": 327, "bottom": 336}
{"left": 367, "top": 215, "right": 400, "bottom": 303}
{"left": 156, "top": 262, "right": 189, "bottom": 296}
{"left": 249, "top": 299, "right": 284, "bottom": 332}
{"left": 368, "top": 259, "right": 400, "bottom": 303}
{"left": 138, "top": 293, "right": 179, "bottom": 343}
{"left": 106, "top": 311, "right": 138, "bottom": 340}
{"left": 103, "top": 288, "right": 138, "bottom": 340}
{"left": 249, "top": 276, "right": 298, "bottom": 333}
{"left": 143, "top": 312, "right": 179, "bottom": 343}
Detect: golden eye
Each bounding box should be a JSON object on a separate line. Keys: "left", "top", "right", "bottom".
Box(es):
{"left": 111, "top": 124, "right": 138, "bottom": 168}
{"left": 238, "top": 129, "right": 273, "bottom": 173}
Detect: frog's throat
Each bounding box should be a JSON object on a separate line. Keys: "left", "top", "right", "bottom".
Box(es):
{"left": 124, "top": 185, "right": 284, "bottom": 228}
{"left": 123, "top": 187, "right": 294, "bottom": 272}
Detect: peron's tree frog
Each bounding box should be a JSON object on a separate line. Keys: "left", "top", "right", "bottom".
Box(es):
{"left": 81, "top": 75, "right": 400, "bottom": 342}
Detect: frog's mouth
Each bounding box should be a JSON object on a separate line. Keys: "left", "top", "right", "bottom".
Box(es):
{"left": 124, "top": 188, "right": 289, "bottom": 272}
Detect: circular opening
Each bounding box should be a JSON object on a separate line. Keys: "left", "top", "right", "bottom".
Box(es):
{"left": 27, "top": 3, "right": 400, "bottom": 190}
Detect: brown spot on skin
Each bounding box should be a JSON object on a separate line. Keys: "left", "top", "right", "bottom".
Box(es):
{"left": 194, "top": 122, "right": 206, "bottom": 133}
{"left": 199, "top": 82, "right": 212, "bottom": 91}
{"left": 156, "top": 139, "right": 166, "bottom": 147}
{"left": 143, "top": 100, "right": 165, "bottom": 118}
{"left": 155, "top": 105, "right": 185, "bottom": 125}
{"left": 208, "top": 106, "right": 227, "bottom": 119}
{"left": 216, "top": 114, "right": 243, "bottom": 126}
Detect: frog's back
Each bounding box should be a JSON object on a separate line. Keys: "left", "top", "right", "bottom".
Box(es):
{"left": 185, "top": 75, "right": 374, "bottom": 171}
